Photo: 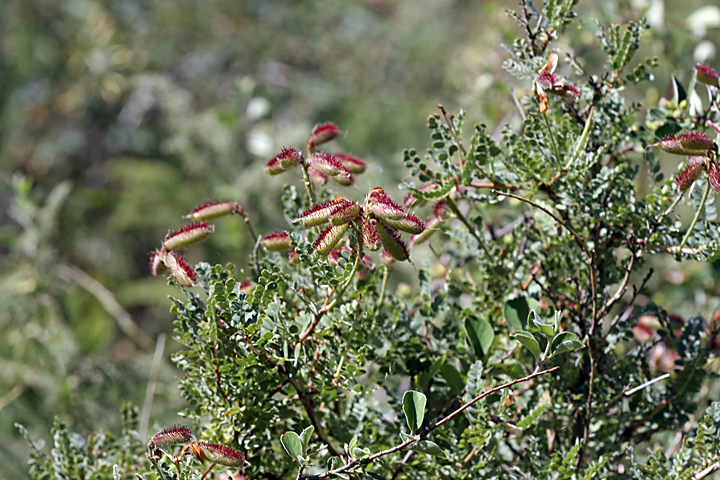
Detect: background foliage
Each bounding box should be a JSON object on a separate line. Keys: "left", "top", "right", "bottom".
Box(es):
{"left": 3, "top": 0, "right": 720, "bottom": 479}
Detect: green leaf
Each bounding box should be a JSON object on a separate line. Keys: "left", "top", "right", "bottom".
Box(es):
{"left": 440, "top": 362, "right": 465, "bottom": 394}
{"left": 412, "top": 440, "right": 447, "bottom": 458}
{"left": 465, "top": 315, "right": 495, "bottom": 357}
{"left": 281, "top": 431, "right": 304, "bottom": 462}
{"left": 299, "top": 426, "right": 314, "bottom": 451}
{"left": 528, "top": 310, "right": 554, "bottom": 337}
{"left": 403, "top": 390, "right": 427, "bottom": 433}
{"left": 504, "top": 297, "right": 529, "bottom": 330}
{"left": 511, "top": 331, "right": 541, "bottom": 361}
{"left": 550, "top": 332, "right": 585, "bottom": 356}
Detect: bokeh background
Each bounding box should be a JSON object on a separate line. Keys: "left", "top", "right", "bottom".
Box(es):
{"left": 2, "top": 0, "right": 720, "bottom": 477}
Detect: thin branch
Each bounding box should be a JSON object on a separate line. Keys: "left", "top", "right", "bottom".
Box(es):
{"left": 140, "top": 333, "right": 167, "bottom": 442}
{"left": 491, "top": 190, "right": 589, "bottom": 256}
{"left": 301, "top": 366, "right": 559, "bottom": 480}
{"left": 199, "top": 463, "right": 216, "bottom": 480}
{"left": 679, "top": 179, "right": 711, "bottom": 251}
{"left": 55, "top": 263, "right": 153, "bottom": 350}
{"left": 287, "top": 375, "right": 340, "bottom": 457}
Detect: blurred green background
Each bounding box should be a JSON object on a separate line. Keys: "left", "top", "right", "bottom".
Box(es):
{"left": 1, "top": 0, "right": 719, "bottom": 477}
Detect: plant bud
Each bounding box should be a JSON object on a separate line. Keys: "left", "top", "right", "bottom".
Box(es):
{"left": 676, "top": 157, "right": 706, "bottom": 192}
{"left": 376, "top": 212, "right": 424, "bottom": 234}
{"left": 308, "top": 166, "right": 329, "bottom": 185}
{"left": 261, "top": 231, "right": 292, "bottom": 251}
{"left": 265, "top": 155, "right": 284, "bottom": 175}
{"left": 361, "top": 216, "right": 381, "bottom": 251}
{"left": 308, "top": 152, "right": 345, "bottom": 176}
{"left": 185, "top": 200, "right": 238, "bottom": 221}
{"left": 334, "top": 153, "right": 367, "bottom": 174}
{"left": 150, "top": 425, "right": 196, "bottom": 448}
{"left": 375, "top": 220, "right": 410, "bottom": 261}
{"left": 298, "top": 198, "right": 351, "bottom": 226}
{"left": 710, "top": 160, "right": 720, "bottom": 192}
{"left": 695, "top": 63, "right": 720, "bottom": 88}
{"left": 308, "top": 122, "right": 340, "bottom": 150}
{"left": 163, "top": 223, "right": 214, "bottom": 251}
{"left": 165, "top": 251, "right": 197, "bottom": 287}
{"left": 277, "top": 147, "right": 304, "bottom": 169}
{"left": 150, "top": 250, "right": 166, "bottom": 276}
{"left": 197, "top": 443, "right": 247, "bottom": 467}
{"left": 329, "top": 201, "right": 361, "bottom": 225}
{"left": 314, "top": 223, "right": 349, "bottom": 255}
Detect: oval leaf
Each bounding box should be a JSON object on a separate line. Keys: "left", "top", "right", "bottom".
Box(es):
{"left": 280, "top": 431, "right": 304, "bottom": 462}
{"left": 511, "top": 330, "right": 541, "bottom": 361}
{"left": 465, "top": 315, "right": 495, "bottom": 357}
{"left": 528, "top": 310, "right": 554, "bottom": 337}
{"left": 411, "top": 440, "right": 447, "bottom": 458}
{"left": 299, "top": 425, "right": 314, "bottom": 451}
{"left": 550, "top": 332, "right": 585, "bottom": 356}
{"left": 504, "top": 297, "right": 529, "bottom": 330}
{"left": 403, "top": 390, "right": 427, "bottom": 433}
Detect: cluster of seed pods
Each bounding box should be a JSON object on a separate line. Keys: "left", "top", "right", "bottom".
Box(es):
{"left": 147, "top": 425, "right": 247, "bottom": 470}
{"left": 265, "top": 122, "right": 367, "bottom": 186}
{"left": 149, "top": 200, "right": 240, "bottom": 286}
{"left": 651, "top": 130, "right": 719, "bottom": 192}
{"left": 262, "top": 187, "right": 425, "bottom": 262}
{"left": 650, "top": 63, "right": 720, "bottom": 192}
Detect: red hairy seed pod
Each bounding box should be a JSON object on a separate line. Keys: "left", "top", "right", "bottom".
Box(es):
{"left": 361, "top": 216, "right": 382, "bottom": 251}
{"left": 554, "top": 83, "right": 580, "bottom": 98}
{"left": 298, "top": 198, "right": 351, "bottom": 226}
{"left": 308, "top": 152, "right": 345, "bottom": 176}
{"left": 163, "top": 223, "right": 214, "bottom": 251}
{"left": 375, "top": 220, "right": 410, "bottom": 261}
{"left": 678, "top": 131, "right": 716, "bottom": 155}
{"left": 277, "top": 147, "right": 304, "bottom": 169}
{"left": 334, "top": 153, "right": 367, "bottom": 174}
{"left": 367, "top": 195, "right": 405, "bottom": 220}
{"left": 676, "top": 162, "right": 704, "bottom": 192}
{"left": 308, "top": 165, "right": 329, "bottom": 185}
{"left": 709, "top": 160, "right": 720, "bottom": 192}
{"left": 165, "top": 251, "right": 197, "bottom": 287}
{"left": 314, "top": 223, "right": 349, "bottom": 255}
{"left": 308, "top": 122, "right": 340, "bottom": 150}
{"left": 365, "top": 188, "right": 405, "bottom": 219}
{"left": 261, "top": 231, "right": 292, "bottom": 252}
{"left": 655, "top": 132, "right": 716, "bottom": 156}
{"left": 185, "top": 200, "right": 238, "bottom": 222}
{"left": 696, "top": 63, "right": 720, "bottom": 88}
{"left": 377, "top": 212, "right": 425, "bottom": 234}
{"left": 329, "top": 201, "right": 361, "bottom": 226}
{"left": 330, "top": 170, "right": 355, "bottom": 186}
{"left": 411, "top": 216, "right": 444, "bottom": 245}
{"left": 150, "top": 425, "right": 196, "bottom": 447}
{"left": 150, "top": 250, "right": 166, "bottom": 276}
{"left": 197, "top": 443, "right": 247, "bottom": 467}
{"left": 265, "top": 155, "right": 284, "bottom": 175}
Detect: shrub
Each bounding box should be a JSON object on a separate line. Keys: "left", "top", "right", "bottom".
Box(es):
{"left": 18, "top": 1, "right": 720, "bottom": 479}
